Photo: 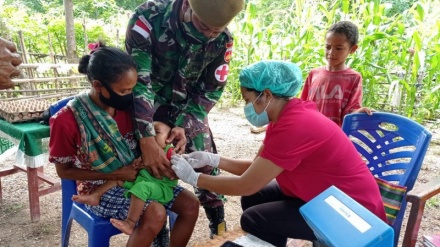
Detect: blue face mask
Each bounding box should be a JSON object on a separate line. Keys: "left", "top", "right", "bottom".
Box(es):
{"left": 244, "top": 93, "right": 271, "bottom": 127}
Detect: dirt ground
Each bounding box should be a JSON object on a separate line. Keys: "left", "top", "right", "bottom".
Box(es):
{"left": 0, "top": 106, "right": 439, "bottom": 247}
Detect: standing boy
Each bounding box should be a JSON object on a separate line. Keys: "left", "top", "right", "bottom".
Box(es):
{"left": 300, "top": 21, "right": 371, "bottom": 126}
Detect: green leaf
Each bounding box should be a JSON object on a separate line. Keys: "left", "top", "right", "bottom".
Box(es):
{"left": 248, "top": 2, "right": 257, "bottom": 18}
{"left": 342, "top": 0, "right": 349, "bottom": 14}
{"left": 362, "top": 32, "right": 388, "bottom": 45}
{"left": 318, "top": 3, "right": 329, "bottom": 18}
{"left": 412, "top": 31, "right": 422, "bottom": 51}
{"left": 416, "top": 3, "right": 425, "bottom": 22}
{"left": 430, "top": 55, "right": 438, "bottom": 69}
{"left": 397, "top": 23, "right": 405, "bottom": 35}
{"left": 413, "top": 50, "right": 420, "bottom": 71}
{"left": 400, "top": 79, "right": 411, "bottom": 94}
{"left": 430, "top": 84, "right": 440, "bottom": 93}
{"left": 367, "top": 62, "right": 387, "bottom": 70}
{"left": 373, "top": 0, "right": 380, "bottom": 14}
{"left": 417, "top": 50, "right": 426, "bottom": 71}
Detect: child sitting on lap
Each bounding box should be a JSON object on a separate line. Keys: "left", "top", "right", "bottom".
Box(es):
{"left": 73, "top": 121, "right": 177, "bottom": 235}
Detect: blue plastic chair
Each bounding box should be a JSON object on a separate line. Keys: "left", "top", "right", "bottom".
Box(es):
{"left": 49, "top": 96, "right": 74, "bottom": 116}
{"left": 61, "top": 179, "right": 177, "bottom": 247}
{"left": 61, "top": 179, "right": 121, "bottom": 247}
{"left": 341, "top": 112, "right": 432, "bottom": 246}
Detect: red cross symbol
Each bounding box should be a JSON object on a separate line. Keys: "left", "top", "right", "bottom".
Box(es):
{"left": 215, "top": 64, "right": 229, "bottom": 82}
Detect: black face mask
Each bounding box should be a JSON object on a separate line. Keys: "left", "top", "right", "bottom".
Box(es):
{"left": 99, "top": 83, "right": 133, "bottom": 110}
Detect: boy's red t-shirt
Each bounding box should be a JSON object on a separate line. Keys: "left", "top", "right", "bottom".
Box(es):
{"left": 260, "top": 98, "right": 387, "bottom": 222}
{"left": 300, "top": 67, "right": 363, "bottom": 126}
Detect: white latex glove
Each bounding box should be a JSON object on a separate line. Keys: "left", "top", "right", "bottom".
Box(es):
{"left": 182, "top": 151, "right": 220, "bottom": 168}
{"left": 171, "top": 155, "right": 200, "bottom": 187}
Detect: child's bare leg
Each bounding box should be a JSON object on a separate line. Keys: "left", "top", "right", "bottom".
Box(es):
{"left": 169, "top": 190, "right": 200, "bottom": 247}
{"left": 110, "top": 195, "right": 145, "bottom": 235}
{"left": 72, "top": 180, "right": 120, "bottom": 206}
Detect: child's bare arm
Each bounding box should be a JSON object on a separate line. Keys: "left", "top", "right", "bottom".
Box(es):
{"left": 352, "top": 107, "right": 374, "bottom": 115}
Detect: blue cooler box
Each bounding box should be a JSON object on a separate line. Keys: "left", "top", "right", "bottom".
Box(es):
{"left": 299, "top": 186, "right": 393, "bottom": 247}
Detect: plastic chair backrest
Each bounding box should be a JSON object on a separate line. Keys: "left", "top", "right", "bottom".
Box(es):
{"left": 342, "top": 112, "right": 432, "bottom": 246}
{"left": 49, "top": 96, "right": 74, "bottom": 116}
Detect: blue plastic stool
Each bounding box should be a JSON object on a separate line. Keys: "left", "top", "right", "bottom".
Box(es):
{"left": 61, "top": 179, "right": 177, "bottom": 247}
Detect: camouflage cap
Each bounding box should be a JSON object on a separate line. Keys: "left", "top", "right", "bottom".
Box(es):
{"left": 189, "top": 0, "right": 245, "bottom": 28}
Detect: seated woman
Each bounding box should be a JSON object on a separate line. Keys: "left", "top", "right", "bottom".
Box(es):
{"left": 49, "top": 42, "right": 199, "bottom": 247}
{"left": 171, "top": 60, "right": 387, "bottom": 247}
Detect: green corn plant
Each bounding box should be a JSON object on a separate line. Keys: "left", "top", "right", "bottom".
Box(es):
{"left": 2, "top": 0, "right": 439, "bottom": 122}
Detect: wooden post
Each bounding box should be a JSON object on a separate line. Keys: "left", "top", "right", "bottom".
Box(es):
{"left": 18, "top": 31, "right": 29, "bottom": 64}
{"left": 18, "top": 31, "right": 34, "bottom": 95}
{"left": 64, "top": 0, "right": 77, "bottom": 63}
{"left": 48, "top": 33, "right": 59, "bottom": 91}
{"left": 83, "top": 17, "right": 87, "bottom": 56}
{"left": 116, "top": 29, "right": 119, "bottom": 48}
{"left": 48, "top": 33, "right": 56, "bottom": 64}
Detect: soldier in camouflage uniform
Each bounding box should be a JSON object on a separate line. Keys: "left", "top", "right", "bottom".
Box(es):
{"left": 125, "top": 0, "right": 245, "bottom": 240}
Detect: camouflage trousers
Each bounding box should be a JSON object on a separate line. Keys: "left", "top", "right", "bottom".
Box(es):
{"left": 185, "top": 128, "right": 226, "bottom": 207}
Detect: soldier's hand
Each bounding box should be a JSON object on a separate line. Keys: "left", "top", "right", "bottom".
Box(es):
{"left": 139, "top": 136, "right": 172, "bottom": 179}
{"left": 166, "top": 126, "right": 186, "bottom": 154}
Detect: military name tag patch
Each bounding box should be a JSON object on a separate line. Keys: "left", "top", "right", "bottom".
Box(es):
{"left": 215, "top": 64, "right": 229, "bottom": 82}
